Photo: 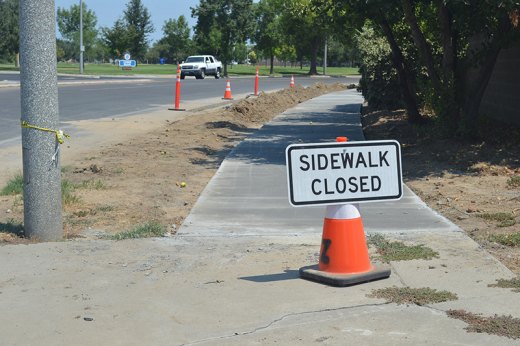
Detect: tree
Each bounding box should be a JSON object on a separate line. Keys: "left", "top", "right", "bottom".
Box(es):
{"left": 101, "top": 18, "right": 130, "bottom": 59}
{"left": 0, "top": 0, "right": 19, "bottom": 66}
{"left": 123, "top": 0, "right": 154, "bottom": 60}
{"left": 192, "top": 0, "right": 255, "bottom": 76}
{"left": 57, "top": 2, "right": 98, "bottom": 61}
{"left": 339, "top": 0, "right": 520, "bottom": 133}
{"left": 160, "top": 15, "right": 192, "bottom": 63}
{"left": 254, "top": 0, "right": 283, "bottom": 74}
{"left": 277, "top": 0, "right": 334, "bottom": 75}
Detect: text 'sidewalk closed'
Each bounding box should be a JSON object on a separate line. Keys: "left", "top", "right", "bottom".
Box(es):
{"left": 286, "top": 140, "right": 403, "bottom": 206}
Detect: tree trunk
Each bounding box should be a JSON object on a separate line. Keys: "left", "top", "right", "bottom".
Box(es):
{"left": 401, "top": 0, "right": 442, "bottom": 93}
{"left": 308, "top": 37, "right": 320, "bottom": 75}
{"left": 461, "top": 14, "right": 512, "bottom": 130}
{"left": 269, "top": 53, "right": 274, "bottom": 75}
{"left": 379, "top": 17, "right": 423, "bottom": 124}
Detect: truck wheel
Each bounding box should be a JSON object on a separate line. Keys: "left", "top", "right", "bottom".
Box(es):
{"left": 199, "top": 69, "right": 205, "bottom": 79}
{"left": 215, "top": 68, "right": 221, "bottom": 79}
{"left": 180, "top": 74, "right": 185, "bottom": 80}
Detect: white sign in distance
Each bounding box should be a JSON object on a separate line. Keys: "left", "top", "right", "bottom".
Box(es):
{"left": 286, "top": 140, "right": 403, "bottom": 206}
{"left": 124, "top": 53, "right": 131, "bottom": 60}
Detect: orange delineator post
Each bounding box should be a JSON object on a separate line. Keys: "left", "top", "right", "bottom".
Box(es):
{"left": 254, "top": 67, "right": 259, "bottom": 96}
{"left": 223, "top": 79, "right": 233, "bottom": 100}
{"left": 290, "top": 75, "right": 295, "bottom": 88}
{"left": 169, "top": 65, "right": 185, "bottom": 111}
{"left": 299, "top": 136, "right": 391, "bottom": 286}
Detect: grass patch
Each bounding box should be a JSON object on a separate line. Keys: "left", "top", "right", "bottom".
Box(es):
{"left": 109, "top": 221, "right": 166, "bottom": 240}
{"left": 0, "top": 219, "right": 24, "bottom": 237}
{"left": 368, "top": 286, "right": 458, "bottom": 306}
{"left": 76, "top": 179, "right": 106, "bottom": 190}
{"left": 478, "top": 212, "right": 516, "bottom": 227}
{"left": 507, "top": 176, "right": 520, "bottom": 188}
{"left": 489, "top": 278, "right": 520, "bottom": 292}
{"left": 0, "top": 174, "right": 23, "bottom": 196}
{"left": 489, "top": 233, "right": 520, "bottom": 247}
{"left": 447, "top": 310, "right": 520, "bottom": 340}
{"left": 1, "top": 175, "right": 82, "bottom": 205}
{"left": 368, "top": 234, "right": 439, "bottom": 261}
{"left": 94, "top": 205, "right": 114, "bottom": 213}
{"left": 61, "top": 180, "right": 80, "bottom": 205}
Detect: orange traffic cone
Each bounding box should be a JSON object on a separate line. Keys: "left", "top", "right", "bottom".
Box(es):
{"left": 223, "top": 80, "right": 233, "bottom": 100}
{"left": 253, "top": 66, "right": 259, "bottom": 96}
{"left": 300, "top": 203, "right": 390, "bottom": 286}
{"left": 299, "top": 136, "right": 390, "bottom": 286}
{"left": 290, "top": 75, "right": 295, "bottom": 88}
{"left": 168, "top": 65, "right": 185, "bottom": 111}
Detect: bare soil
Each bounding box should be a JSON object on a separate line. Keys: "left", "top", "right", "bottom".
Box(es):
{"left": 0, "top": 83, "right": 346, "bottom": 242}
{"left": 362, "top": 108, "right": 520, "bottom": 275}
{"left": 2, "top": 85, "right": 519, "bottom": 279}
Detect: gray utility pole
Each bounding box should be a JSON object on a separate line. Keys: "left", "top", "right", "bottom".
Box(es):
{"left": 19, "top": 0, "right": 63, "bottom": 240}
{"left": 80, "top": 0, "right": 84, "bottom": 74}
{"left": 323, "top": 37, "right": 328, "bottom": 76}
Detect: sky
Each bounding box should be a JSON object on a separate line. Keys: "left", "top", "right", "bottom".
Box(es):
{"left": 55, "top": 0, "right": 201, "bottom": 43}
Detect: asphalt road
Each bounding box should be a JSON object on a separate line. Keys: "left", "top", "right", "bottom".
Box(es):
{"left": 0, "top": 74, "right": 360, "bottom": 146}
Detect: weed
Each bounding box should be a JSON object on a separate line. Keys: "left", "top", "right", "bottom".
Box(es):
{"left": 61, "top": 180, "right": 80, "bottom": 205}
{"left": 0, "top": 174, "right": 23, "bottom": 196}
{"left": 109, "top": 221, "right": 166, "bottom": 240}
{"left": 507, "top": 176, "right": 520, "bottom": 188}
{"left": 478, "top": 212, "right": 516, "bottom": 227}
{"left": 489, "top": 233, "right": 520, "bottom": 247}
{"left": 94, "top": 205, "right": 114, "bottom": 213}
{"left": 368, "top": 234, "right": 439, "bottom": 261}
{"left": 488, "top": 278, "right": 520, "bottom": 292}
{"left": 447, "top": 309, "right": 520, "bottom": 339}
{"left": 76, "top": 179, "right": 106, "bottom": 190}
{"left": 367, "top": 286, "right": 458, "bottom": 306}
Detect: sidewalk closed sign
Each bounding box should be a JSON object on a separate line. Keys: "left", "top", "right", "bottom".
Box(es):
{"left": 286, "top": 140, "right": 403, "bottom": 206}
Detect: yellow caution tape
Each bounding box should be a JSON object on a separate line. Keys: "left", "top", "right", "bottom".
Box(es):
{"left": 21, "top": 120, "right": 70, "bottom": 144}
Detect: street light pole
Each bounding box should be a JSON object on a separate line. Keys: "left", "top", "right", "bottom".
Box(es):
{"left": 80, "top": 0, "right": 84, "bottom": 74}
{"left": 323, "top": 37, "right": 328, "bottom": 76}
{"left": 19, "top": 0, "right": 63, "bottom": 240}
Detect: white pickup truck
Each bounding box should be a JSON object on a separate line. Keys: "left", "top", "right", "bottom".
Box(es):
{"left": 179, "top": 55, "right": 222, "bottom": 80}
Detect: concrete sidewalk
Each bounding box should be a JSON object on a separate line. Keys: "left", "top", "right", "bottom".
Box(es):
{"left": 0, "top": 90, "right": 518, "bottom": 345}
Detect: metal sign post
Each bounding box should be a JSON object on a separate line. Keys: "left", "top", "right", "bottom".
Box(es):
{"left": 19, "top": 0, "right": 63, "bottom": 240}
{"left": 80, "top": 0, "right": 84, "bottom": 74}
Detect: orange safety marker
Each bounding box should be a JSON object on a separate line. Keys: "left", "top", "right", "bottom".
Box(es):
{"left": 223, "top": 79, "right": 234, "bottom": 100}
{"left": 290, "top": 75, "right": 295, "bottom": 88}
{"left": 299, "top": 137, "right": 391, "bottom": 286}
{"left": 168, "top": 65, "right": 185, "bottom": 111}
{"left": 253, "top": 66, "right": 259, "bottom": 96}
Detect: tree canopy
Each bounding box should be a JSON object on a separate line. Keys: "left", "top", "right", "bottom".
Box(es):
{"left": 0, "top": 0, "right": 19, "bottom": 65}
{"left": 192, "top": 0, "right": 255, "bottom": 75}
{"left": 57, "top": 2, "right": 98, "bottom": 60}
{"left": 159, "top": 15, "right": 192, "bottom": 64}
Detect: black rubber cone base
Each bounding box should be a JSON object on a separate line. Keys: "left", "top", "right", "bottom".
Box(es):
{"left": 168, "top": 108, "right": 186, "bottom": 111}
{"left": 299, "top": 265, "right": 391, "bottom": 287}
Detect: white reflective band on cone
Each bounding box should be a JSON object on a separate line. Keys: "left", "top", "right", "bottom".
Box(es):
{"left": 325, "top": 204, "right": 361, "bottom": 220}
